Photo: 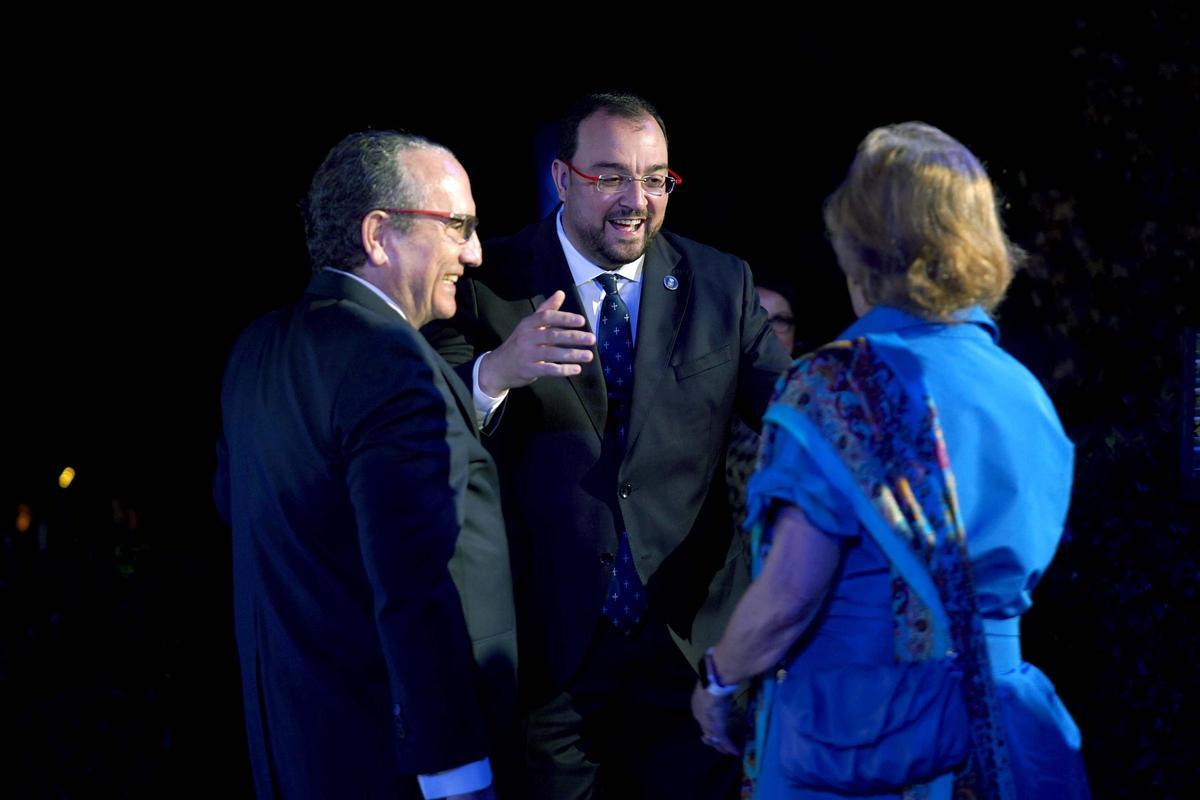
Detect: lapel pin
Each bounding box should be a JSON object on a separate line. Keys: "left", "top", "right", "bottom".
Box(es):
{"left": 663, "top": 275, "right": 679, "bottom": 291}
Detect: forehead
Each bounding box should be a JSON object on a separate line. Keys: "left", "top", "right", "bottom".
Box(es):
{"left": 400, "top": 148, "right": 476, "bottom": 211}
{"left": 573, "top": 112, "right": 668, "bottom": 168}
{"left": 756, "top": 287, "right": 792, "bottom": 315}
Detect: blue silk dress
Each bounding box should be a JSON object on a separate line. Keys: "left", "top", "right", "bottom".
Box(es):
{"left": 746, "top": 306, "right": 1090, "bottom": 799}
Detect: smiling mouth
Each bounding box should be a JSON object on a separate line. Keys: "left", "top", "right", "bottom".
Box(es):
{"left": 442, "top": 274, "right": 460, "bottom": 284}
{"left": 608, "top": 217, "right": 645, "bottom": 234}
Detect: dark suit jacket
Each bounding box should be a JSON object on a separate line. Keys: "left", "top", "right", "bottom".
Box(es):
{"left": 434, "top": 215, "right": 790, "bottom": 698}
{"left": 215, "top": 270, "right": 516, "bottom": 799}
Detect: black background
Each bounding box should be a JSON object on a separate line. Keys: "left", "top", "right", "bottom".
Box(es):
{"left": 5, "top": 9, "right": 1198, "bottom": 797}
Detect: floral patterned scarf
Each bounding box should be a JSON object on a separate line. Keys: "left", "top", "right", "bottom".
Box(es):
{"left": 744, "top": 336, "right": 1015, "bottom": 800}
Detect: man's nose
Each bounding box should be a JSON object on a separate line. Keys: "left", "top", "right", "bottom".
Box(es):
{"left": 462, "top": 230, "right": 482, "bottom": 267}
{"left": 618, "top": 178, "right": 650, "bottom": 209}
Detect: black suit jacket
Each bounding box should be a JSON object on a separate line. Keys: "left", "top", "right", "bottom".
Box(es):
{"left": 215, "top": 270, "right": 516, "bottom": 799}
{"left": 435, "top": 215, "right": 790, "bottom": 698}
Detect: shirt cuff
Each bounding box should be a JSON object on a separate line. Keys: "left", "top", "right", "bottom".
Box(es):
{"left": 472, "top": 352, "right": 508, "bottom": 427}
{"left": 417, "top": 757, "right": 492, "bottom": 799}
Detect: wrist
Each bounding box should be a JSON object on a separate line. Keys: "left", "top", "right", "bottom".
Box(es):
{"left": 698, "top": 646, "right": 740, "bottom": 697}
{"left": 476, "top": 352, "right": 504, "bottom": 397}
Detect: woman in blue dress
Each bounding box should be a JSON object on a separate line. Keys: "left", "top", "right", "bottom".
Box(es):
{"left": 692, "top": 122, "right": 1090, "bottom": 799}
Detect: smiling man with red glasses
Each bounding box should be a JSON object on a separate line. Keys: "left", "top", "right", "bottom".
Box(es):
{"left": 434, "top": 92, "right": 791, "bottom": 799}
{"left": 555, "top": 156, "right": 682, "bottom": 268}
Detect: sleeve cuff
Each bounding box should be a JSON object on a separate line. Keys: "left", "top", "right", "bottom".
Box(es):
{"left": 471, "top": 352, "right": 508, "bottom": 428}
{"left": 417, "top": 757, "right": 492, "bottom": 798}
{"left": 745, "top": 417, "right": 860, "bottom": 539}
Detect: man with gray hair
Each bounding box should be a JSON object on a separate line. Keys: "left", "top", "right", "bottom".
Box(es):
{"left": 215, "top": 131, "right": 516, "bottom": 799}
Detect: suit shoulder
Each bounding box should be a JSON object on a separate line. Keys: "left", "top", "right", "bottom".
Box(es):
{"left": 483, "top": 220, "right": 541, "bottom": 260}
{"left": 659, "top": 230, "right": 750, "bottom": 276}
{"left": 658, "top": 230, "right": 756, "bottom": 303}
{"left": 305, "top": 301, "right": 445, "bottom": 416}
{"left": 308, "top": 295, "right": 428, "bottom": 354}
{"left": 223, "top": 304, "right": 291, "bottom": 376}
{"left": 230, "top": 295, "right": 436, "bottom": 385}
{"left": 476, "top": 220, "right": 545, "bottom": 291}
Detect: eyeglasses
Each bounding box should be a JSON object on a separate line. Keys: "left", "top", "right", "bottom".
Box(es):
{"left": 767, "top": 314, "right": 795, "bottom": 332}
{"left": 563, "top": 162, "right": 683, "bottom": 196}
{"left": 377, "top": 208, "right": 479, "bottom": 243}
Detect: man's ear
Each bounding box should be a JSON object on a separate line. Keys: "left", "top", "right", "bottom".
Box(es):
{"left": 550, "top": 159, "right": 571, "bottom": 204}
{"left": 361, "top": 210, "right": 392, "bottom": 267}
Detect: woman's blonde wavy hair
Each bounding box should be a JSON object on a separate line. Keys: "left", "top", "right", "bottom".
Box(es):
{"left": 824, "top": 122, "right": 1024, "bottom": 320}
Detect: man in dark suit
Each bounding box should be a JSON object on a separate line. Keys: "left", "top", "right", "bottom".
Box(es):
{"left": 436, "top": 93, "right": 792, "bottom": 798}
{"left": 215, "top": 132, "right": 515, "bottom": 799}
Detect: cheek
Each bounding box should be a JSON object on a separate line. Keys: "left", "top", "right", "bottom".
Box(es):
{"left": 573, "top": 197, "right": 606, "bottom": 230}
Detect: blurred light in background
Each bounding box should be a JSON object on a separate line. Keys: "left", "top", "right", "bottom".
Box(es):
{"left": 58, "top": 466, "right": 76, "bottom": 489}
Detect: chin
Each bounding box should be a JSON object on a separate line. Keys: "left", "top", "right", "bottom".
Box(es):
{"left": 601, "top": 238, "right": 648, "bottom": 266}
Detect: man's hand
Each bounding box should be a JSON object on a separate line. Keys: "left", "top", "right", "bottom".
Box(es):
{"left": 477, "top": 290, "right": 595, "bottom": 396}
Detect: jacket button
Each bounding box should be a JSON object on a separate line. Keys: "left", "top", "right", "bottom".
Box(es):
{"left": 619, "top": 482, "right": 633, "bottom": 499}
{"left": 599, "top": 552, "right": 615, "bottom": 568}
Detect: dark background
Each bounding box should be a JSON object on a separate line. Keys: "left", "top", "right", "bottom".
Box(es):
{"left": 4, "top": 10, "right": 1198, "bottom": 797}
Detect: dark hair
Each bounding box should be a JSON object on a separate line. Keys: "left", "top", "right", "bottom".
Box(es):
{"left": 824, "top": 122, "right": 1024, "bottom": 319}
{"left": 302, "top": 130, "right": 449, "bottom": 273}
{"left": 753, "top": 275, "right": 798, "bottom": 313}
{"left": 555, "top": 92, "right": 668, "bottom": 162}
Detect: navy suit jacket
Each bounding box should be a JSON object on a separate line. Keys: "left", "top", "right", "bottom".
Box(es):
{"left": 434, "top": 215, "right": 790, "bottom": 699}
{"left": 216, "top": 270, "right": 515, "bottom": 798}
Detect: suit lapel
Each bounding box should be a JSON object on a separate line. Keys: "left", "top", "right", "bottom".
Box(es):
{"left": 626, "top": 236, "right": 688, "bottom": 454}
{"left": 531, "top": 218, "right": 608, "bottom": 440}
{"left": 431, "top": 356, "right": 480, "bottom": 437}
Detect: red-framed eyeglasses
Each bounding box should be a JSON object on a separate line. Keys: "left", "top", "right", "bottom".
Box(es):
{"left": 377, "top": 208, "right": 479, "bottom": 243}
{"left": 563, "top": 162, "right": 683, "bottom": 196}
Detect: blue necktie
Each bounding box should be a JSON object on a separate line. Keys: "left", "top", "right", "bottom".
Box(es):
{"left": 594, "top": 273, "right": 647, "bottom": 633}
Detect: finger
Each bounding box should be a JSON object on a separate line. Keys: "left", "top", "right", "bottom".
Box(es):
{"left": 700, "top": 732, "right": 737, "bottom": 756}
{"left": 532, "top": 309, "right": 589, "bottom": 330}
{"left": 534, "top": 290, "right": 567, "bottom": 313}
{"left": 537, "top": 347, "right": 593, "bottom": 364}
{"left": 517, "top": 309, "right": 589, "bottom": 333}
{"left": 539, "top": 327, "right": 596, "bottom": 346}
{"left": 702, "top": 732, "right": 738, "bottom": 757}
{"left": 530, "top": 361, "right": 585, "bottom": 378}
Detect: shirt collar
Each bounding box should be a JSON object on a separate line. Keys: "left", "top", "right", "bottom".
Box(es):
{"left": 841, "top": 305, "right": 1000, "bottom": 343}
{"left": 555, "top": 207, "right": 645, "bottom": 287}
{"left": 325, "top": 268, "right": 408, "bottom": 322}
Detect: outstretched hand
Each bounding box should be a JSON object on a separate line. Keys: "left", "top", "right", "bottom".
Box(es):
{"left": 477, "top": 290, "right": 595, "bottom": 395}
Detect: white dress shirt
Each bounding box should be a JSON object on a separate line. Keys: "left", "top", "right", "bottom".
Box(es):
{"left": 555, "top": 207, "right": 645, "bottom": 342}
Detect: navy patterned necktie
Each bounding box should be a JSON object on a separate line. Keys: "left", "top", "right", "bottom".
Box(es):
{"left": 594, "top": 272, "right": 647, "bottom": 633}
{"left": 595, "top": 273, "right": 634, "bottom": 442}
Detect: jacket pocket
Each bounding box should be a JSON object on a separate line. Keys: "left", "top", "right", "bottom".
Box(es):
{"left": 776, "top": 660, "right": 970, "bottom": 791}
{"left": 673, "top": 345, "right": 732, "bottom": 381}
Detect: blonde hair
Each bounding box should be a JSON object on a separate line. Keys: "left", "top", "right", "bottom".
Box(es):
{"left": 824, "top": 122, "right": 1023, "bottom": 320}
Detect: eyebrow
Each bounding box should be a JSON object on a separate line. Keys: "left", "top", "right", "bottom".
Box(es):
{"left": 590, "top": 161, "right": 671, "bottom": 174}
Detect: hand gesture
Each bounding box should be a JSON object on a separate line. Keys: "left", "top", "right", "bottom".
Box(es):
{"left": 477, "top": 290, "right": 595, "bottom": 395}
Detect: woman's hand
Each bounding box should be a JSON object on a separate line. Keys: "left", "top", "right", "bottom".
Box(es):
{"left": 691, "top": 682, "right": 741, "bottom": 757}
